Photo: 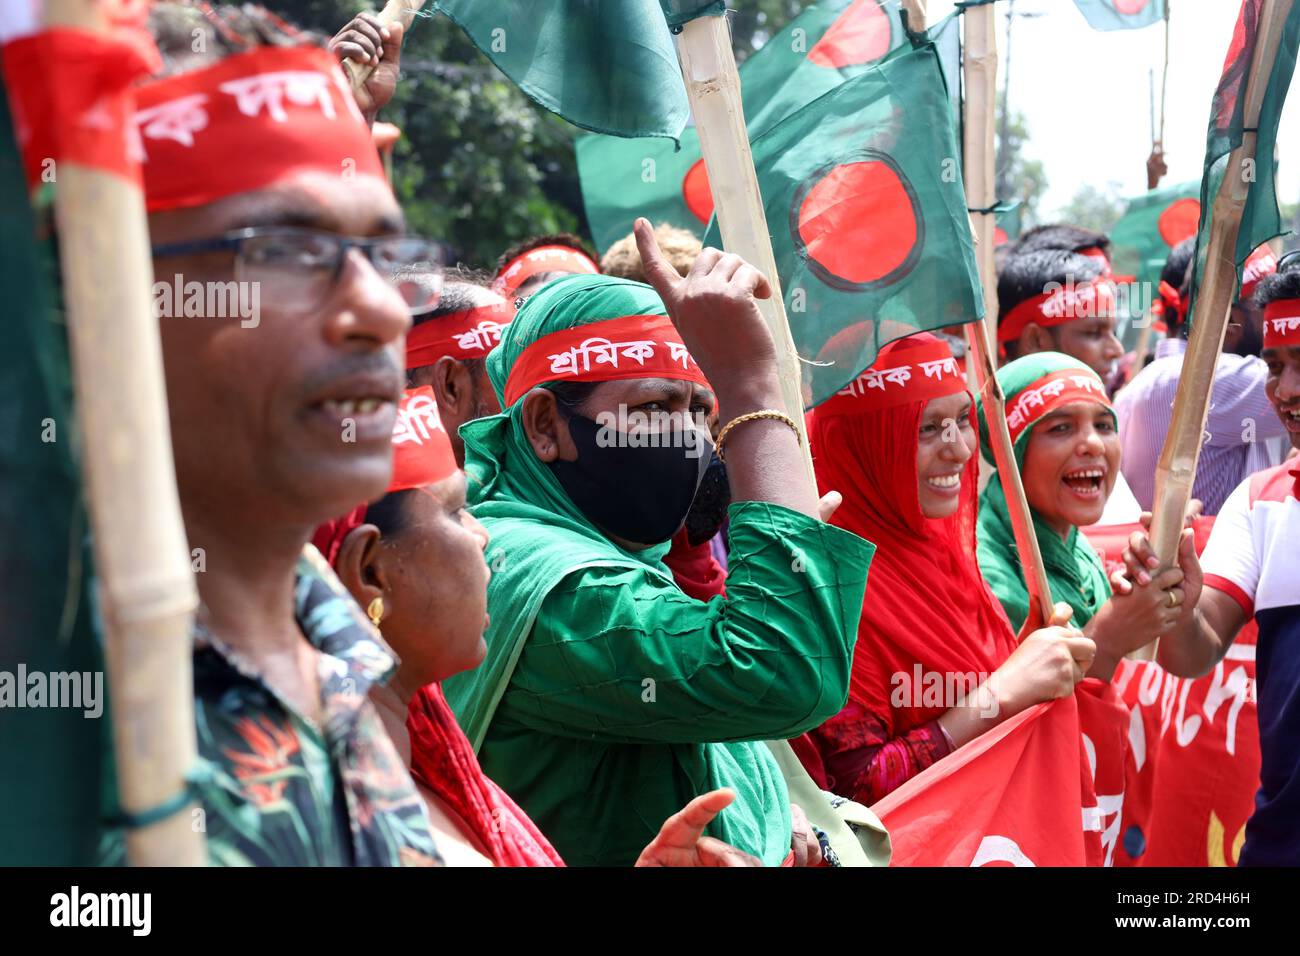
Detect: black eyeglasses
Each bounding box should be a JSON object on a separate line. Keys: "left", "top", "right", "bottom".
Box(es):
{"left": 151, "top": 227, "right": 445, "bottom": 316}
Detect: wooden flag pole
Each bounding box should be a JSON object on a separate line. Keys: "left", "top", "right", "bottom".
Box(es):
{"left": 342, "top": 0, "right": 425, "bottom": 92}
{"left": 45, "top": 0, "right": 203, "bottom": 864}
{"left": 961, "top": 0, "right": 1056, "bottom": 629}
{"left": 1139, "top": 0, "right": 1295, "bottom": 659}
{"left": 673, "top": 13, "right": 815, "bottom": 486}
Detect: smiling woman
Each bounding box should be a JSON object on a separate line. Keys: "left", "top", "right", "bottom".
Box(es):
{"left": 977, "top": 352, "right": 1190, "bottom": 679}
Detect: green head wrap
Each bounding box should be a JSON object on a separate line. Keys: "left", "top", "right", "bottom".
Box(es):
{"left": 973, "top": 352, "right": 1116, "bottom": 630}
{"left": 447, "top": 274, "right": 684, "bottom": 746}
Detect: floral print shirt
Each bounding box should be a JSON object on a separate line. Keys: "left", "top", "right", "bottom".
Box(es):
{"left": 102, "top": 547, "right": 442, "bottom": 866}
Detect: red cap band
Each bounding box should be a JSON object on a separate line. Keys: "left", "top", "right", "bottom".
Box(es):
{"left": 503, "top": 314, "right": 709, "bottom": 408}
{"left": 492, "top": 245, "right": 599, "bottom": 299}
{"left": 390, "top": 387, "right": 459, "bottom": 491}
{"left": 1240, "top": 245, "right": 1278, "bottom": 303}
{"left": 133, "top": 45, "right": 385, "bottom": 212}
{"left": 999, "top": 277, "right": 1117, "bottom": 343}
{"left": 1005, "top": 368, "right": 1113, "bottom": 444}
{"left": 1076, "top": 246, "right": 1113, "bottom": 279}
{"left": 815, "top": 335, "right": 967, "bottom": 418}
{"left": 1263, "top": 300, "right": 1300, "bottom": 349}
{"left": 405, "top": 299, "right": 516, "bottom": 368}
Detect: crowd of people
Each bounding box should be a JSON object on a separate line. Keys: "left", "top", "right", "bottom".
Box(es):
{"left": 34, "top": 2, "right": 1299, "bottom": 867}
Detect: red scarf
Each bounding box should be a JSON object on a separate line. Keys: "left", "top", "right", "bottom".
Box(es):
{"left": 407, "top": 685, "right": 564, "bottom": 867}
{"left": 663, "top": 528, "right": 726, "bottom": 602}
{"left": 810, "top": 382, "right": 1017, "bottom": 736}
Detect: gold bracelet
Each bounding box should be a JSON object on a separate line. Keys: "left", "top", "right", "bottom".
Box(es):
{"left": 715, "top": 409, "right": 801, "bottom": 462}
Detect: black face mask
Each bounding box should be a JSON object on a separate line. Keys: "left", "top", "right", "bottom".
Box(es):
{"left": 549, "top": 412, "right": 712, "bottom": 546}
{"left": 683, "top": 451, "right": 731, "bottom": 547}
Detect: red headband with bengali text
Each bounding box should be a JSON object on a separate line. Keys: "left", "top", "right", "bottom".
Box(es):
{"left": 999, "top": 276, "right": 1117, "bottom": 343}
{"left": 815, "top": 335, "right": 967, "bottom": 418}
{"left": 390, "top": 387, "right": 459, "bottom": 491}
{"left": 1004, "top": 368, "right": 1113, "bottom": 444}
{"left": 491, "top": 245, "right": 599, "bottom": 299}
{"left": 503, "top": 314, "right": 709, "bottom": 407}
{"left": 1263, "top": 300, "right": 1300, "bottom": 350}
{"left": 405, "top": 300, "right": 516, "bottom": 368}
{"left": 132, "top": 45, "right": 386, "bottom": 212}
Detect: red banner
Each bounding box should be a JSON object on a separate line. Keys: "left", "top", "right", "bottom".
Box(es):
{"left": 872, "top": 696, "right": 1106, "bottom": 866}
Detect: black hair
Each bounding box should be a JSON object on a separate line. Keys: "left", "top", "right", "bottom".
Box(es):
{"left": 1157, "top": 237, "right": 1198, "bottom": 334}
{"left": 149, "top": 2, "right": 322, "bottom": 76}
{"left": 997, "top": 249, "right": 1103, "bottom": 317}
{"left": 495, "top": 233, "right": 597, "bottom": 274}
{"left": 1255, "top": 253, "right": 1300, "bottom": 307}
{"left": 364, "top": 489, "right": 416, "bottom": 539}
{"left": 547, "top": 380, "right": 600, "bottom": 415}
{"left": 1011, "top": 223, "right": 1111, "bottom": 257}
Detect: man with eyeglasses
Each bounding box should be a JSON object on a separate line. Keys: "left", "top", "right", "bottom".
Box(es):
{"left": 1114, "top": 241, "right": 1289, "bottom": 516}
{"left": 96, "top": 2, "right": 445, "bottom": 865}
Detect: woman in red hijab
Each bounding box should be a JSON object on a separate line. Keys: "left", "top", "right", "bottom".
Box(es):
{"left": 796, "top": 334, "right": 1095, "bottom": 804}
{"left": 315, "top": 387, "right": 759, "bottom": 865}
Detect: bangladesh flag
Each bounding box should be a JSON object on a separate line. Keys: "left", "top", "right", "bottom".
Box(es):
{"left": 703, "top": 39, "right": 982, "bottom": 406}
{"left": 1189, "top": 0, "right": 1300, "bottom": 317}
{"left": 433, "top": 0, "right": 689, "bottom": 139}
{"left": 577, "top": 0, "right": 909, "bottom": 252}
{"left": 1073, "top": 0, "right": 1166, "bottom": 31}
{"left": 1109, "top": 180, "right": 1201, "bottom": 290}
{"left": 0, "top": 73, "right": 107, "bottom": 864}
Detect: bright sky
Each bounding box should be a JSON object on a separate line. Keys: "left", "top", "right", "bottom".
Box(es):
{"left": 926, "top": 0, "right": 1300, "bottom": 218}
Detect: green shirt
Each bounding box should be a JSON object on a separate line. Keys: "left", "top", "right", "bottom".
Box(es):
{"left": 462, "top": 501, "right": 873, "bottom": 866}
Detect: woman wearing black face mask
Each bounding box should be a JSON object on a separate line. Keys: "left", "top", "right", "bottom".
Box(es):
{"left": 442, "top": 222, "right": 879, "bottom": 867}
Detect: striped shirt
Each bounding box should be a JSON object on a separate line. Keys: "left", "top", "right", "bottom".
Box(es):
{"left": 1114, "top": 338, "right": 1289, "bottom": 515}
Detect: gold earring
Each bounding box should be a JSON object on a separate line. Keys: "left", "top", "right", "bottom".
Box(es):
{"left": 367, "top": 597, "right": 384, "bottom": 627}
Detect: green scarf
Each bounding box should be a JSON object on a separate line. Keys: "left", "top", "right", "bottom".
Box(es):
{"left": 444, "top": 274, "right": 685, "bottom": 748}
{"left": 974, "top": 352, "right": 1113, "bottom": 631}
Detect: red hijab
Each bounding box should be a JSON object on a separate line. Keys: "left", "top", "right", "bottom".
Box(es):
{"left": 408, "top": 685, "right": 564, "bottom": 867}
{"left": 810, "top": 334, "right": 1016, "bottom": 736}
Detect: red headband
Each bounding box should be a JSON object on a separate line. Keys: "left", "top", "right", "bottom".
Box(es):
{"left": 999, "top": 276, "right": 1117, "bottom": 343}
{"left": 1263, "top": 300, "right": 1300, "bottom": 349}
{"left": 1240, "top": 245, "right": 1278, "bottom": 302}
{"left": 492, "top": 245, "right": 599, "bottom": 299}
{"left": 815, "top": 335, "right": 966, "bottom": 418}
{"left": 391, "top": 387, "right": 459, "bottom": 491}
{"left": 1005, "top": 368, "right": 1113, "bottom": 444}
{"left": 405, "top": 299, "right": 516, "bottom": 369}
{"left": 503, "top": 314, "right": 709, "bottom": 408}
{"left": 1076, "top": 246, "right": 1113, "bottom": 279}
{"left": 132, "top": 45, "right": 386, "bottom": 212}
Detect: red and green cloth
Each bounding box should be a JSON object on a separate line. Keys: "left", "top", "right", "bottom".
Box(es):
{"left": 703, "top": 36, "right": 982, "bottom": 406}
{"left": 577, "top": 0, "right": 909, "bottom": 252}
{"left": 1188, "top": 0, "right": 1300, "bottom": 321}
{"left": 1073, "top": 0, "right": 1166, "bottom": 31}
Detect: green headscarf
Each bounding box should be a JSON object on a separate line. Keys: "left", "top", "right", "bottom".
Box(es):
{"left": 974, "top": 352, "right": 1116, "bottom": 631}
{"left": 445, "top": 274, "right": 684, "bottom": 747}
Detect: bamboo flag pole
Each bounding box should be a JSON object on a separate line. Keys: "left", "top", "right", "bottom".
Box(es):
{"left": 44, "top": 0, "right": 203, "bottom": 864}
{"left": 673, "top": 13, "right": 815, "bottom": 485}
{"left": 342, "top": 0, "right": 425, "bottom": 92}
{"left": 961, "top": 0, "right": 1056, "bottom": 629}
{"left": 1139, "top": 0, "right": 1295, "bottom": 660}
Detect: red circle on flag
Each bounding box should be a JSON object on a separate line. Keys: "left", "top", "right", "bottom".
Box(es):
{"left": 1157, "top": 197, "right": 1200, "bottom": 248}
{"left": 1114, "top": 0, "right": 1150, "bottom": 14}
{"left": 682, "top": 159, "right": 714, "bottom": 225}
{"left": 994, "top": 226, "right": 1010, "bottom": 247}
{"left": 792, "top": 152, "right": 921, "bottom": 289}
{"left": 807, "top": 0, "right": 894, "bottom": 69}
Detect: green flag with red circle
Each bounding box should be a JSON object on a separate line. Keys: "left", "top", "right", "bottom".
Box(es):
{"left": 702, "top": 38, "right": 981, "bottom": 406}
{"left": 1108, "top": 181, "right": 1201, "bottom": 291}
{"left": 1073, "top": 0, "right": 1166, "bottom": 31}
{"left": 576, "top": 0, "right": 908, "bottom": 252}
